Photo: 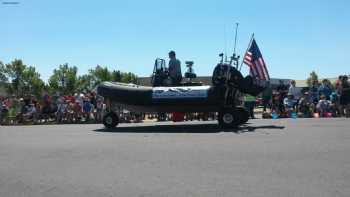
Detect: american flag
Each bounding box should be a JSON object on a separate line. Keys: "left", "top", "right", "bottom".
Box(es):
{"left": 243, "top": 38, "right": 270, "bottom": 81}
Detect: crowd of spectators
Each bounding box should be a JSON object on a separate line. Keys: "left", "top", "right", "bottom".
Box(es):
{"left": 0, "top": 91, "right": 106, "bottom": 125}
{"left": 261, "top": 75, "right": 350, "bottom": 118}
{"left": 1, "top": 75, "right": 349, "bottom": 125}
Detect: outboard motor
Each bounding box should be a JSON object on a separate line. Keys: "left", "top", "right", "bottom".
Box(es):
{"left": 212, "top": 62, "right": 266, "bottom": 96}
{"left": 212, "top": 63, "right": 243, "bottom": 87}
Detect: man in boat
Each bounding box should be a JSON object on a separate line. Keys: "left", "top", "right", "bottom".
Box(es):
{"left": 168, "top": 50, "right": 182, "bottom": 86}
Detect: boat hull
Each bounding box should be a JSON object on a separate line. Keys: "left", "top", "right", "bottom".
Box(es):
{"left": 97, "top": 82, "right": 224, "bottom": 113}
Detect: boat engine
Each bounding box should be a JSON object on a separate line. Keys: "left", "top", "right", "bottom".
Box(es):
{"left": 211, "top": 59, "right": 266, "bottom": 97}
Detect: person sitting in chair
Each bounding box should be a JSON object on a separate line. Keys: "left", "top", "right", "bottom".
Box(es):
{"left": 284, "top": 93, "right": 297, "bottom": 116}
{"left": 168, "top": 50, "right": 182, "bottom": 86}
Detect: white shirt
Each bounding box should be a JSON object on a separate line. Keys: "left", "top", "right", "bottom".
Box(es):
{"left": 289, "top": 86, "right": 302, "bottom": 100}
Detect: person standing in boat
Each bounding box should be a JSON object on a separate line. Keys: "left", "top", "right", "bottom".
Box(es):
{"left": 168, "top": 50, "right": 182, "bottom": 86}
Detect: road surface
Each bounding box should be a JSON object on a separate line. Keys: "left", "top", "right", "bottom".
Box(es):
{"left": 0, "top": 118, "right": 349, "bottom": 197}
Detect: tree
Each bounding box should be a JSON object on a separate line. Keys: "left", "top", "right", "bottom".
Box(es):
{"left": 48, "top": 63, "right": 78, "bottom": 95}
{"left": 88, "top": 65, "right": 114, "bottom": 87}
{"left": 121, "top": 72, "right": 138, "bottom": 84}
{"left": 3, "top": 59, "right": 26, "bottom": 96}
{"left": 22, "top": 66, "right": 45, "bottom": 98}
{"left": 1, "top": 59, "right": 45, "bottom": 97}
{"left": 87, "top": 65, "right": 138, "bottom": 87}
{"left": 68, "top": 65, "right": 139, "bottom": 92}
{"left": 76, "top": 74, "right": 94, "bottom": 92}
{"left": 306, "top": 71, "right": 319, "bottom": 87}
{"left": 112, "top": 70, "right": 122, "bottom": 82}
{"left": 0, "top": 61, "right": 8, "bottom": 83}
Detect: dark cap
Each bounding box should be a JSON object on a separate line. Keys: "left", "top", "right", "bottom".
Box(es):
{"left": 168, "top": 50, "right": 176, "bottom": 56}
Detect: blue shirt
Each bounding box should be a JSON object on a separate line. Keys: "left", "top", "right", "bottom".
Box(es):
{"left": 83, "top": 102, "right": 92, "bottom": 113}
{"left": 284, "top": 98, "right": 297, "bottom": 108}
{"left": 318, "top": 85, "right": 332, "bottom": 100}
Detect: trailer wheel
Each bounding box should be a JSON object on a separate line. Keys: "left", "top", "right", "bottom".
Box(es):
{"left": 236, "top": 107, "right": 249, "bottom": 124}
{"left": 218, "top": 108, "right": 240, "bottom": 128}
{"left": 103, "top": 112, "right": 119, "bottom": 129}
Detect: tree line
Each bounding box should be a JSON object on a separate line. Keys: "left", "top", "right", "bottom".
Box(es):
{"left": 0, "top": 59, "right": 138, "bottom": 97}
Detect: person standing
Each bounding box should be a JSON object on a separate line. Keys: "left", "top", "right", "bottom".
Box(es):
{"left": 309, "top": 80, "right": 319, "bottom": 105}
{"left": 340, "top": 76, "right": 350, "bottom": 117}
{"left": 262, "top": 83, "right": 272, "bottom": 112}
{"left": 244, "top": 94, "right": 256, "bottom": 119}
{"left": 168, "top": 51, "right": 182, "bottom": 86}
{"left": 318, "top": 79, "right": 333, "bottom": 100}
{"left": 288, "top": 80, "right": 302, "bottom": 101}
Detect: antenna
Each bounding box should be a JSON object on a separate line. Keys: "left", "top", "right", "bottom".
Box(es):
{"left": 224, "top": 25, "right": 228, "bottom": 63}
{"left": 230, "top": 22, "right": 240, "bottom": 69}
{"left": 233, "top": 22, "right": 239, "bottom": 55}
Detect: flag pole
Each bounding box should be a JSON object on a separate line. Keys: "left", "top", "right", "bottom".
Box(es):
{"left": 239, "top": 33, "right": 255, "bottom": 71}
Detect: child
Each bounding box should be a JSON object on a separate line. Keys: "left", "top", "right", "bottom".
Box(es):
{"left": 298, "top": 92, "right": 312, "bottom": 118}
{"left": 95, "top": 97, "right": 105, "bottom": 123}
{"left": 316, "top": 95, "right": 331, "bottom": 117}
{"left": 284, "top": 93, "right": 297, "bottom": 117}
{"left": 56, "top": 98, "right": 67, "bottom": 123}
{"left": 73, "top": 100, "right": 82, "bottom": 122}
{"left": 83, "top": 99, "right": 93, "bottom": 122}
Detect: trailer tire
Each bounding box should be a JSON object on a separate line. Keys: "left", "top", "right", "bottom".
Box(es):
{"left": 218, "top": 108, "right": 240, "bottom": 129}
{"left": 236, "top": 107, "right": 249, "bottom": 124}
{"left": 103, "top": 112, "right": 119, "bottom": 129}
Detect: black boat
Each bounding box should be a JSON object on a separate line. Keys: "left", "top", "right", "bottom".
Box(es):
{"left": 97, "top": 57, "right": 266, "bottom": 129}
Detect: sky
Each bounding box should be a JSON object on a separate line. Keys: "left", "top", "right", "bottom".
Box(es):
{"left": 1, "top": 0, "right": 349, "bottom": 81}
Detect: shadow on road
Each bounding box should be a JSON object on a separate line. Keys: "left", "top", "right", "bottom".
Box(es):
{"left": 94, "top": 123, "right": 285, "bottom": 134}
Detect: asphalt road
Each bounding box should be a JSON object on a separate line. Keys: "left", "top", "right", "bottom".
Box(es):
{"left": 0, "top": 118, "right": 350, "bottom": 197}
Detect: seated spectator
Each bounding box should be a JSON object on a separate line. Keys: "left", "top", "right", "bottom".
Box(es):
{"left": 16, "top": 99, "right": 30, "bottom": 123}
{"left": 271, "top": 91, "right": 284, "bottom": 116}
{"left": 316, "top": 95, "right": 331, "bottom": 117}
{"left": 298, "top": 92, "right": 312, "bottom": 118}
{"left": 66, "top": 101, "right": 75, "bottom": 123}
{"left": 276, "top": 81, "right": 288, "bottom": 114}
{"left": 284, "top": 93, "right": 297, "bottom": 116}
{"left": 23, "top": 103, "right": 38, "bottom": 123}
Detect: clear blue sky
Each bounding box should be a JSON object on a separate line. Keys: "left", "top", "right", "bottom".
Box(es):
{"left": 1, "top": 0, "right": 349, "bottom": 81}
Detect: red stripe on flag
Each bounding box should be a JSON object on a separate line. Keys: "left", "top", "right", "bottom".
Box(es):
{"left": 260, "top": 58, "right": 270, "bottom": 80}
{"left": 244, "top": 59, "right": 253, "bottom": 66}
{"left": 258, "top": 58, "right": 268, "bottom": 80}
{"left": 250, "top": 64, "right": 258, "bottom": 77}
{"left": 244, "top": 56, "right": 252, "bottom": 61}
{"left": 254, "top": 60, "right": 265, "bottom": 80}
